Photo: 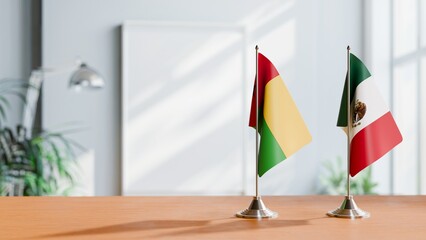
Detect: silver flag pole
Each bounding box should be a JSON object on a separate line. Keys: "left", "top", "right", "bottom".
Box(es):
{"left": 327, "top": 46, "right": 370, "bottom": 219}
{"left": 236, "top": 45, "right": 277, "bottom": 219}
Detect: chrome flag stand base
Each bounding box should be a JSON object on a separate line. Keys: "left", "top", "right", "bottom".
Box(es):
{"left": 236, "top": 196, "right": 278, "bottom": 219}
{"left": 327, "top": 195, "right": 370, "bottom": 219}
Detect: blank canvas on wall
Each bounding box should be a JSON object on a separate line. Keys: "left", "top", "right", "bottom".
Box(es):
{"left": 121, "top": 21, "right": 247, "bottom": 195}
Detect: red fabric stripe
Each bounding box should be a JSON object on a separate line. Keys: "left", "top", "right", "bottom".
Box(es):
{"left": 350, "top": 112, "right": 403, "bottom": 176}
{"left": 249, "top": 53, "right": 280, "bottom": 127}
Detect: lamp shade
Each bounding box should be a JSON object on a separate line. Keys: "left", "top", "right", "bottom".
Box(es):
{"left": 69, "top": 63, "right": 104, "bottom": 90}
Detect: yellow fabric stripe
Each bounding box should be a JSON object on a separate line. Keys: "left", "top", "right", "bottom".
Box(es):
{"left": 263, "top": 76, "right": 311, "bottom": 157}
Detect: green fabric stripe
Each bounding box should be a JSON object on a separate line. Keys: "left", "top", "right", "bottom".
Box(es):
{"left": 337, "top": 53, "right": 372, "bottom": 127}
{"left": 258, "top": 115, "right": 287, "bottom": 177}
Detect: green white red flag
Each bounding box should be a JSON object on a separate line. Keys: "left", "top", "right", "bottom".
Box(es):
{"left": 337, "top": 53, "right": 403, "bottom": 176}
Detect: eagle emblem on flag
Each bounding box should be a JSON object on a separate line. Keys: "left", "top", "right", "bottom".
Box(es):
{"left": 352, "top": 99, "right": 366, "bottom": 127}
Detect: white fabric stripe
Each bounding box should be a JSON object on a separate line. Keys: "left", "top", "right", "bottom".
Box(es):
{"left": 349, "top": 76, "right": 389, "bottom": 141}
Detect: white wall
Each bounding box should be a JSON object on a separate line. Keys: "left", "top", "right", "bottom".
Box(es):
{"left": 42, "top": 0, "right": 363, "bottom": 195}
{"left": 0, "top": 0, "right": 32, "bottom": 127}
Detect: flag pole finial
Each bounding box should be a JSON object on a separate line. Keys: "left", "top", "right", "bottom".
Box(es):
{"left": 347, "top": 45, "right": 351, "bottom": 51}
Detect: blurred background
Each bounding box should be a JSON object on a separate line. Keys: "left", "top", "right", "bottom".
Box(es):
{"left": 0, "top": 0, "right": 424, "bottom": 196}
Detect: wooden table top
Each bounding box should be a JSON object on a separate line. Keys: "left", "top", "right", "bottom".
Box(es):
{"left": 0, "top": 196, "right": 425, "bottom": 240}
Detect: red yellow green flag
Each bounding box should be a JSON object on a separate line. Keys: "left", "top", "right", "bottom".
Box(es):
{"left": 249, "top": 53, "right": 311, "bottom": 177}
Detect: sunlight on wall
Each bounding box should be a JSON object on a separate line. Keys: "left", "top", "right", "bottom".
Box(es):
{"left": 173, "top": 31, "right": 243, "bottom": 79}
{"left": 241, "top": 0, "right": 294, "bottom": 30}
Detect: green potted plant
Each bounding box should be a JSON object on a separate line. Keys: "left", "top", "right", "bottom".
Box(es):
{"left": 319, "top": 156, "right": 378, "bottom": 195}
{"left": 0, "top": 79, "right": 80, "bottom": 196}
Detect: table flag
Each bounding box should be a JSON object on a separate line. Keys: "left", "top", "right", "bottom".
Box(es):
{"left": 336, "top": 53, "right": 403, "bottom": 176}
{"left": 249, "top": 53, "right": 311, "bottom": 177}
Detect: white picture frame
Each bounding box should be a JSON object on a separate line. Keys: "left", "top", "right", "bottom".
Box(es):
{"left": 121, "top": 21, "right": 248, "bottom": 195}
